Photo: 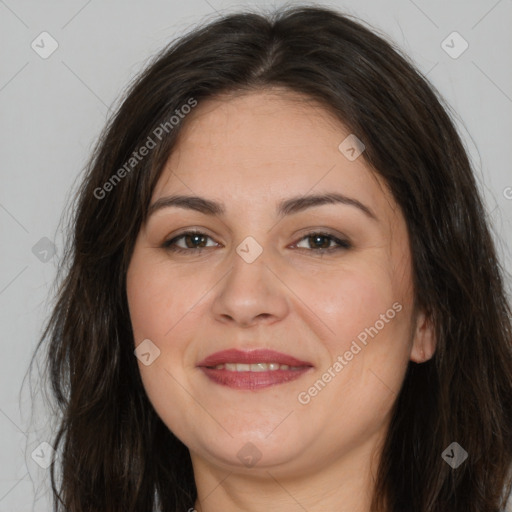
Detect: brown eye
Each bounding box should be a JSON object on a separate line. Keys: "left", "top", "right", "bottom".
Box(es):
{"left": 162, "top": 230, "right": 351, "bottom": 255}
{"left": 294, "top": 232, "right": 351, "bottom": 252}
{"left": 163, "top": 231, "right": 219, "bottom": 253}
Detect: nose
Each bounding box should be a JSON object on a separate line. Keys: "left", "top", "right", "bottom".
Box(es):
{"left": 211, "top": 246, "right": 290, "bottom": 328}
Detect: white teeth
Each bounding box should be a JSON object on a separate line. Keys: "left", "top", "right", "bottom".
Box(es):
{"left": 211, "top": 362, "right": 303, "bottom": 371}
{"left": 250, "top": 363, "right": 267, "bottom": 372}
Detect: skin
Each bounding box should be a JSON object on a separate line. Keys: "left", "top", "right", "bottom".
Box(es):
{"left": 126, "top": 89, "right": 436, "bottom": 512}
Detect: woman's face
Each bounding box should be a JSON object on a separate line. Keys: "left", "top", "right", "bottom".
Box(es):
{"left": 126, "top": 89, "right": 434, "bottom": 479}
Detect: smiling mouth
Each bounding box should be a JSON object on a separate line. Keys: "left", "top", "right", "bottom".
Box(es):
{"left": 197, "top": 349, "right": 313, "bottom": 390}
{"left": 208, "top": 362, "right": 306, "bottom": 371}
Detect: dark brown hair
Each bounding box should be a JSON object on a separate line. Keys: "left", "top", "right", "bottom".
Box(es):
{"left": 32, "top": 4, "right": 512, "bottom": 511}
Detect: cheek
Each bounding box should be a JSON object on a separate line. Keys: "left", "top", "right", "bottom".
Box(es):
{"left": 301, "top": 265, "right": 402, "bottom": 350}
{"left": 298, "top": 269, "right": 411, "bottom": 439}
{"left": 126, "top": 252, "right": 199, "bottom": 342}
{"left": 297, "top": 261, "right": 414, "bottom": 401}
{"left": 126, "top": 254, "right": 201, "bottom": 435}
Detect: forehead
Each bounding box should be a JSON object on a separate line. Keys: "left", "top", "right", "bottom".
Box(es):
{"left": 153, "top": 89, "right": 395, "bottom": 220}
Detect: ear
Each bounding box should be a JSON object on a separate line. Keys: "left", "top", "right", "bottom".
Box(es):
{"left": 410, "top": 309, "right": 436, "bottom": 363}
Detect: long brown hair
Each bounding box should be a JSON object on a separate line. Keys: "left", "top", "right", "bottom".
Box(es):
{"left": 32, "top": 4, "right": 512, "bottom": 511}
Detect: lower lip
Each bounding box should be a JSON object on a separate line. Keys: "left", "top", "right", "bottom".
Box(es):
{"left": 199, "top": 367, "right": 313, "bottom": 390}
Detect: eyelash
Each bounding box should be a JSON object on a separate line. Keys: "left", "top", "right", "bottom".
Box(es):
{"left": 162, "top": 230, "right": 352, "bottom": 255}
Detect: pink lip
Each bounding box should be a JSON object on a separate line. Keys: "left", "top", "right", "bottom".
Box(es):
{"left": 197, "top": 349, "right": 314, "bottom": 390}
{"left": 197, "top": 349, "right": 313, "bottom": 368}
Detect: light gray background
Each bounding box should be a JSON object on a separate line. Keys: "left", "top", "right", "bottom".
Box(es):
{"left": 1, "top": 0, "right": 511, "bottom": 510}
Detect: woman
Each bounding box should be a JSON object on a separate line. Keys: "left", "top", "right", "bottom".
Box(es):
{"left": 34, "top": 4, "right": 512, "bottom": 511}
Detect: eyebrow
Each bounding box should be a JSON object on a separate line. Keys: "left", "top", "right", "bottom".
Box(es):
{"left": 147, "top": 192, "right": 378, "bottom": 221}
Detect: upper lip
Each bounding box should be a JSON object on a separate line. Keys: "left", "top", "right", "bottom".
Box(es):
{"left": 197, "top": 349, "right": 313, "bottom": 368}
